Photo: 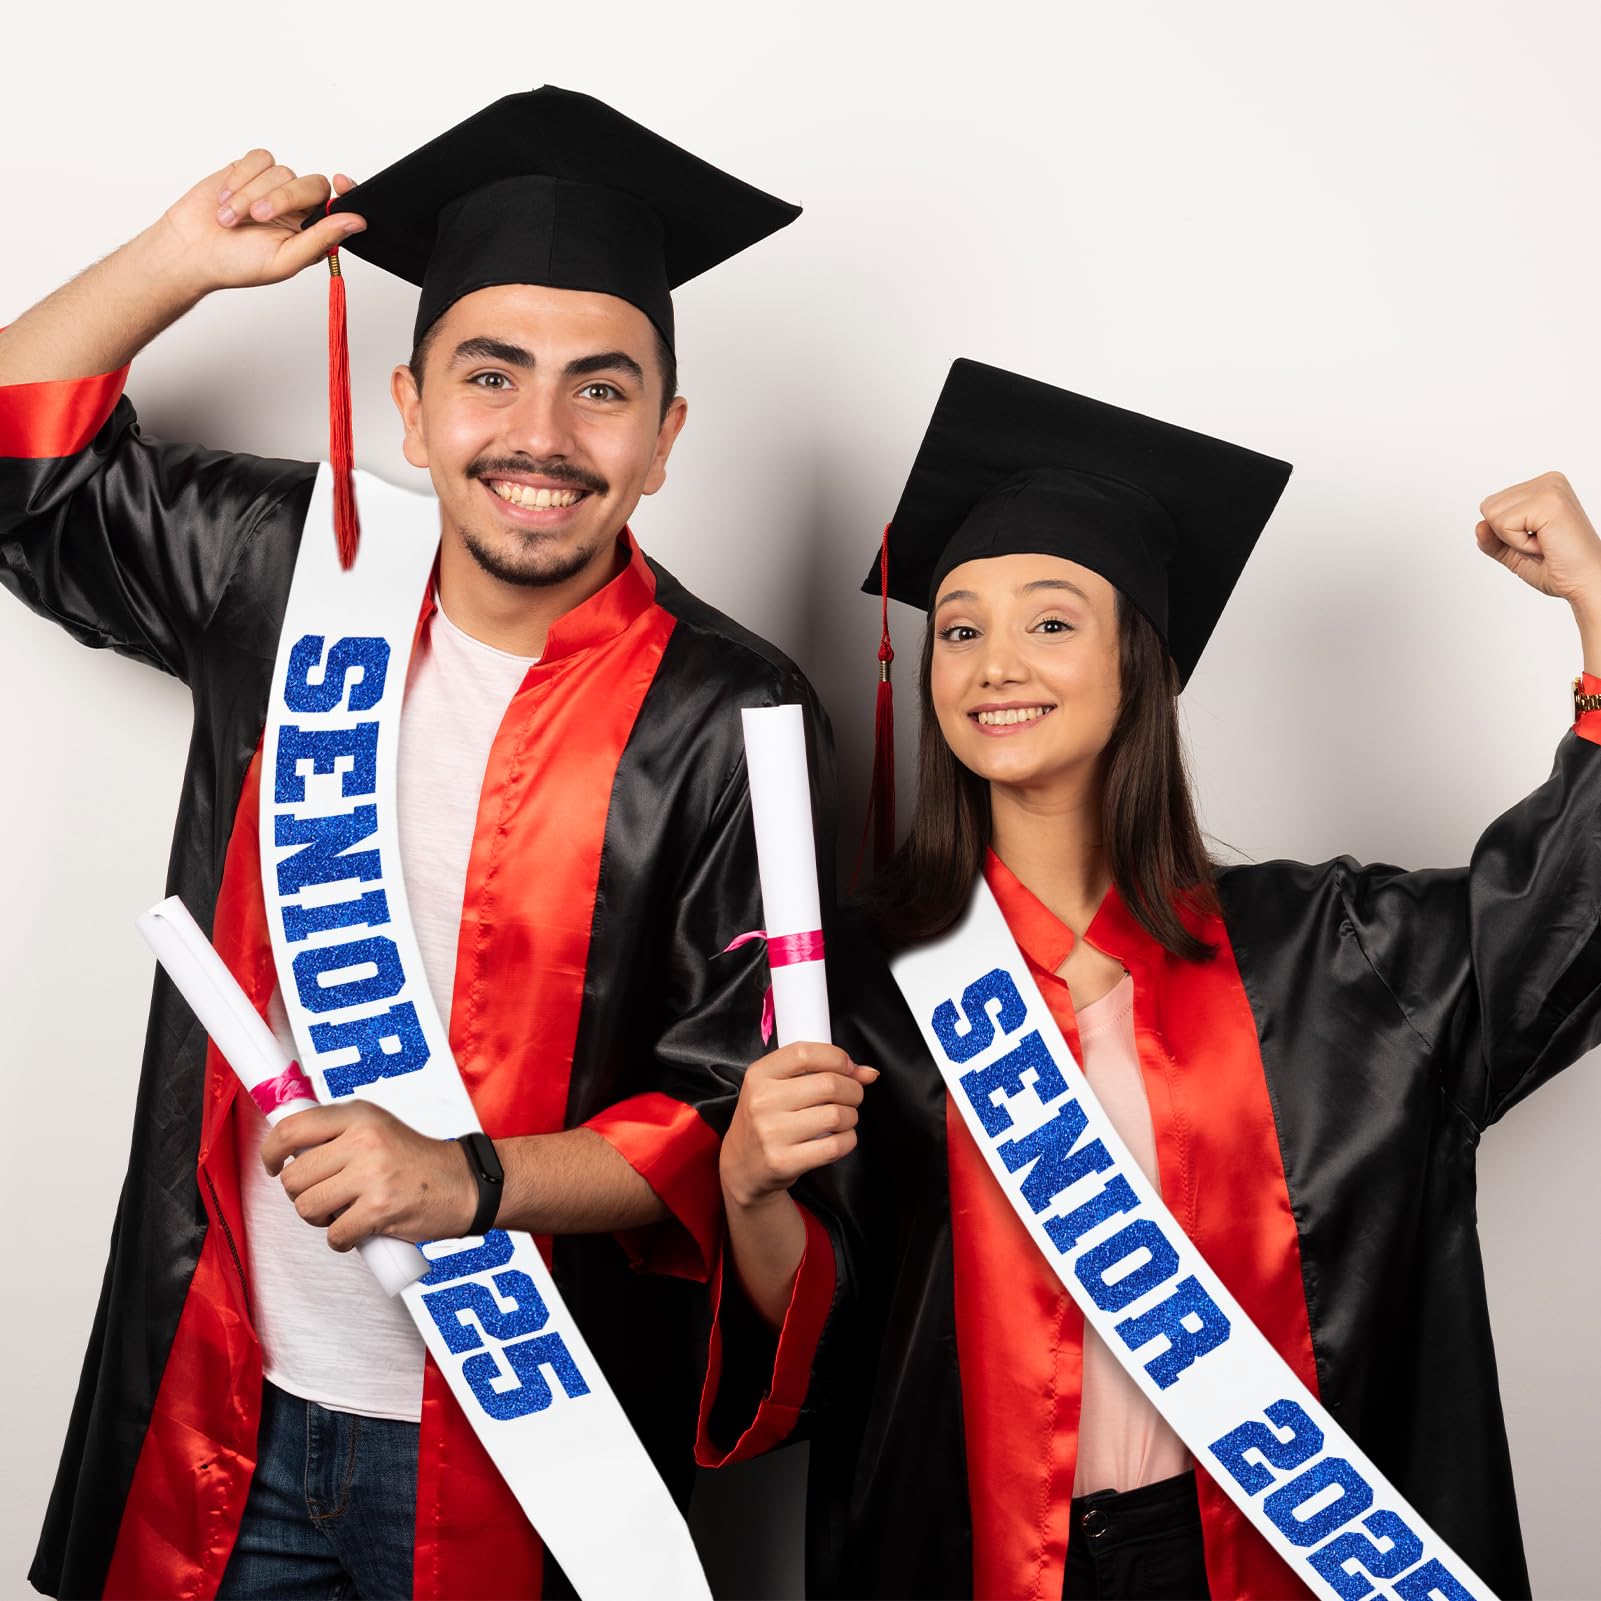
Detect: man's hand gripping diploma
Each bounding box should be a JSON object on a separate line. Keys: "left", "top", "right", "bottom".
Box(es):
{"left": 137, "top": 897, "right": 428, "bottom": 1296}
{"left": 262, "top": 1100, "right": 483, "bottom": 1250}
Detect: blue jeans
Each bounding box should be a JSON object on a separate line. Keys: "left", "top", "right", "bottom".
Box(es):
{"left": 218, "top": 1380, "right": 419, "bottom": 1600}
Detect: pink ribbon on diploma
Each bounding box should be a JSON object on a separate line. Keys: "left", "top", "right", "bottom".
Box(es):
{"left": 722, "top": 929, "right": 826, "bottom": 1044}
{"left": 250, "top": 1061, "right": 317, "bottom": 1117}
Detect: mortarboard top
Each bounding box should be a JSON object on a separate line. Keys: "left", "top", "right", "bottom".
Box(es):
{"left": 322, "top": 85, "right": 802, "bottom": 351}
{"left": 864, "top": 358, "right": 1293, "bottom": 688}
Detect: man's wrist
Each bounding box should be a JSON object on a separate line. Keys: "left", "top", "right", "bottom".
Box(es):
{"left": 129, "top": 220, "right": 215, "bottom": 311}
{"left": 455, "top": 1131, "right": 505, "bottom": 1237}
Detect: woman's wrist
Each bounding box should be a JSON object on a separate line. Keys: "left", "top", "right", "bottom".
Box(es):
{"left": 721, "top": 1174, "right": 798, "bottom": 1218}
{"left": 1570, "top": 590, "right": 1601, "bottom": 679}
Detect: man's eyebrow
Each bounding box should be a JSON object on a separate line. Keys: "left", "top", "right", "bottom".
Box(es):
{"left": 564, "top": 350, "right": 646, "bottom": 384}
{"left": 447, "top": 337, "right": 536, "bottom": 369}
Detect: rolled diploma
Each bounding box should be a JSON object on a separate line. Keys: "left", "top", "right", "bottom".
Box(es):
{"left": 740, "top": 705, "right": 831, "bottom": 1044}
{"left": 137, "top": 896, "right": 429, "bottom": 1297}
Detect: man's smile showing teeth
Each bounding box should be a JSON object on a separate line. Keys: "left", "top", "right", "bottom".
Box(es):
{"left": 973, "top": 705, "right": 1056, "bottom": 726}
{"left": 489, "top": 480, "right": 587, "bottom": 509}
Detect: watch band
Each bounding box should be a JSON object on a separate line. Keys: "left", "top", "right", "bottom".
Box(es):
{"left": 456, "top": 1131, "right": 505, "bottom": 1237}
{"left": 1574, "top": 675, "right": 1601, "bottom": 718}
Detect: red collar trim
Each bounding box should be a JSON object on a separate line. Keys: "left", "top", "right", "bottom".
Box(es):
{"left": 541, "top": 528, "right": 656, "bottom": 662}
{"left": 983, "top": 847, "right": 1211, "bottom": 972}
{"left": 982, "top": 850, "right": 1077, "bottom": 972}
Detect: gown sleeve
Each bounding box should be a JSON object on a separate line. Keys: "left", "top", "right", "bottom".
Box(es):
{"left": 585, "top": 676, "right": 838, "bottom": 1284}
{"left": 1338, "top": 699, "right": 1601, "bottom": 1130}
{"left": 0, "top": 367, "right": 315, "bottom": 683}
{"left": 695, "top": 911, "right": 892, "bottom": 1466}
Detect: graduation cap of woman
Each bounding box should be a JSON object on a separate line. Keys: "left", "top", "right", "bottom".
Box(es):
{"left": 858, "top": 358, "right": 1293, "bottom": 869}
{"left": 310, "top": 86, "right": 801, "bottom": 565}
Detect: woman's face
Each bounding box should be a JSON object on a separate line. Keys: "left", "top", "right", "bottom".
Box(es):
{"left": 929, "top": 553, "right": 1122, "bottom": 795}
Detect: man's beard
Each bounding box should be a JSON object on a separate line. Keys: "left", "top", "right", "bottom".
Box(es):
{"left": 458, "top": 520, "right": 611, "bottom": 588}
{"left": 460, "top": 453, "right": 613, "bottom": 588}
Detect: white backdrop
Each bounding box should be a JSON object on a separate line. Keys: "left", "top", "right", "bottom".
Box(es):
{"left": 4, "top": 1, "right": 1599, "bottom": 1595}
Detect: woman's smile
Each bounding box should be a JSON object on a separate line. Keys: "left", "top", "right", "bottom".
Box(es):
{"left": 969, "top": 701, "right": 1059, "bottom": 735}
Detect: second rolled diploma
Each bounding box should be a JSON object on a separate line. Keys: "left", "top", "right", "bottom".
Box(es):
{"left": 740, "top": 704, "right": 831, "bottom": 1045}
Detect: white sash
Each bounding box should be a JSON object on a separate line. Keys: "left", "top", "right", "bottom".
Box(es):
{"left": 260, "top": 467, "right": 710, "bottom": 1601}
{"left": 889, "top": 879, "right": 1492, "bottom": 1601}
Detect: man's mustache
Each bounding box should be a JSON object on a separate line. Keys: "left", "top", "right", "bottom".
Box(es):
{"left": 467, "top": 456, "right": 609, "bottom": 496}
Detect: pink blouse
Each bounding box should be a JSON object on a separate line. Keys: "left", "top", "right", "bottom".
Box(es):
{"left": 1069, "top": 971, "right": 1193, "bottom": 1497}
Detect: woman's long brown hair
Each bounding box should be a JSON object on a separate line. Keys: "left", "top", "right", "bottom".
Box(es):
{"left": 866, "top": 592, "right": 1218, "bottom": 962}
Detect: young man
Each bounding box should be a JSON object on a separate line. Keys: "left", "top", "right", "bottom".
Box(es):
{"left": 0, "top": 88, "right": 831, "bottom": 1600}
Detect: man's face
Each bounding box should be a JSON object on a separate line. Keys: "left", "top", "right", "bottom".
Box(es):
{"left": 392, "top": 283, "right": 687, "bottom": 590}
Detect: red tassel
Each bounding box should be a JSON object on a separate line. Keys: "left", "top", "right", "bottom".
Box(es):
{"left": 853, "top": 524, "right": 896, "bottom": 889}
{"left": 326, "top": 207, "right": 360, "bottom": 570}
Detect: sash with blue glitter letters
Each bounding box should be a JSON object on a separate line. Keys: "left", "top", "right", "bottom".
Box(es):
{"left": 891, "top": 879, "right": 1492, "bottom": 1601}
{"left": 260, "top": 466, "right": 710, "bottom": 1601}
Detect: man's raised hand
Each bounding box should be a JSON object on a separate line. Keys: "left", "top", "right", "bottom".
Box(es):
{"left": 155, "top": 153, "right": 366, "bottom": 295}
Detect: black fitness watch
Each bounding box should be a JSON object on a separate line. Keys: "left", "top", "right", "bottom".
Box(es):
{"left": 456, "top": 1131, "right": 504, "bottom": 1237}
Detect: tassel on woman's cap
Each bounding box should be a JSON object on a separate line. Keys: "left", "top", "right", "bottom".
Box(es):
{"left": 853, "top": 523, "right": 897, "bottom": 887}
{"left": 325, "top": 200, "right": 359, "bottom": 569}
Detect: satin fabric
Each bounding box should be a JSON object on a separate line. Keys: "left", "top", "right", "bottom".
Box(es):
{"left": 948, "top": 855, "right": 1315, "bottom": 1601}
{"left": 1, "top": 386, "right": 833, "bottom": 1601}
{"left": 701, "top": 722, "right": 1601, "bottom": 1600}
{"left": 0, "top": 358, "right": 127, "bottom": 457}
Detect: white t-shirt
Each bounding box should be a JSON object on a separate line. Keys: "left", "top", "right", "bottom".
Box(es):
{"left": 236, "top": 600, "right": 537, "bottom": 1421}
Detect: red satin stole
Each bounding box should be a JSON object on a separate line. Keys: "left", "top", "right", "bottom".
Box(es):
{"left": 947, "top": 851, "right": 1317, "bottom": 1601}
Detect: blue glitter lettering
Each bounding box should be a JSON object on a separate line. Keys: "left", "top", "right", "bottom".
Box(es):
{"left": 1392, "top": 1558, "right": 1474, "bottom": 1601}
{"left": 284, "top": 634, "right": 391, "bottom": 713}
{"left": 464, "top": 1332, "right": 591, "bottom": 1419}
{"left": 1074, "top": 1218, "right": 1179, "bottom": 1312}
{"left": 932, "top": 968, "right": 1027, "bottom": 1063}
{"left": 312, "top": 1001, "right": 429, "bottom": 1096}
{"left": 282, "top": 886, "right": 391, "bottom": 942}
{"left": 292, "top": 935, "right": 404, "bottom": 1014}
{"left": 274, "top": 807, "right": 380, "bottom": 897}
{"left": 422, "top": 1270, "right": 550, "bottom": 1354}
{"left": 1309, "top": 1511, "right": 1424, "bottom": 1599}
{"left": 1044, "top": 1172, "right": 1139, "bottom": 1253}
{"left": 997, "top": 1096, "right": 1110, "bottom": 1213}
{"left": 1265, "top": 1456, "right": 1372, "bottom": 1548}
{"left": 1209, "top": 1399, "right": 1324, "bottom": 1495}
{"left": 421, "top": 1230, "right": 515, "bottom": 1286}
{"left": 1114, "top": 1273, "right": 1231, "bottom": 1388}
{"left": 274, "top": 723, "right": 380, "bottom": 805}
{"left": 959, "top": 1030, "right": 1068, "bottom": 1138}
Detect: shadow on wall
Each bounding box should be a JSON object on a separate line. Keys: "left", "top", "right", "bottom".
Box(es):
{"left": 689, "top": 1443, "right": 809, "bottom": 1598}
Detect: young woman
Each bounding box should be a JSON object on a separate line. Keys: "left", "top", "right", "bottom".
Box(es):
{"left": 700, "top": 360, "right": 1601, "bottom": 1600}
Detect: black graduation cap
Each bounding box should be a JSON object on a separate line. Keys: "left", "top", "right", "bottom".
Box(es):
{"left": 853, "top": 359, "right": 1291, "bottom": 874}
{"left": 865, "top": 358, "right": 1293, "bottom": 687}
{"left": 325, "top": 84, "right": 802, "bottom": 350}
